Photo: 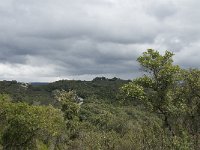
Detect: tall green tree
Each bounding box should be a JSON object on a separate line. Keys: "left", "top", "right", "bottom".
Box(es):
{"left": 122, "top": 49, "right": 181, "bottom": 135}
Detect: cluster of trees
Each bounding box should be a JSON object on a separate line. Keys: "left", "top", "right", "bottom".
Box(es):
{"left": 121, "top": 49, "right": 200, "bottom": 149}
{"left": 0, "top": 49, "right": 199, "bottom": 149}
{"left": 0, "top": 94, "right": 65, "bottom": 149}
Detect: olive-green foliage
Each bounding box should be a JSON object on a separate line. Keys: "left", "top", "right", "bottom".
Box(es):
{"left": 66, "top": 99, "right": 176, "bottom": 150}
{"left": 0, "top": 95, "right": 65, "bottom": 150}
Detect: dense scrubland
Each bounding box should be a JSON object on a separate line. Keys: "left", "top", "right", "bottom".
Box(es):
{"left": 0, "top": 49, "right": 199, "bottom": 150}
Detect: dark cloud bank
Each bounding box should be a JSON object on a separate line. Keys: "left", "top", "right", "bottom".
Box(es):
{"left": 0, "top": 0, "right": 200, "bottom": 82}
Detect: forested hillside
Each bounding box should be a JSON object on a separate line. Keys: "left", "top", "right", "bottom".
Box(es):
{"left": 0, "top": 77, "right": 129, "bottom": 105}
{"left": 0, "top": 49, "right": 199, "bottom": 150}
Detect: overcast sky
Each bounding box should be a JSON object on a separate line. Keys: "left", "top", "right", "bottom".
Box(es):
{"left": 0, "top": 0, "right": 200, "bottom": 82}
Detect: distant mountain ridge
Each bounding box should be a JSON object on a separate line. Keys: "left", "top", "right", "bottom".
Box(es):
{"left": 30, "top": 82, "right": 49, "bottom": 86}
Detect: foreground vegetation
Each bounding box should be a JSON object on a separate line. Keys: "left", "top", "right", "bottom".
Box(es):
{"left": 0, "top": 49, "right": 199, "bottom": 149}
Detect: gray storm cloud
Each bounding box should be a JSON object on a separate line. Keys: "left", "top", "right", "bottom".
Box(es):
{"left": 0, "top": 0, "right": 199, "bottom": 82}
